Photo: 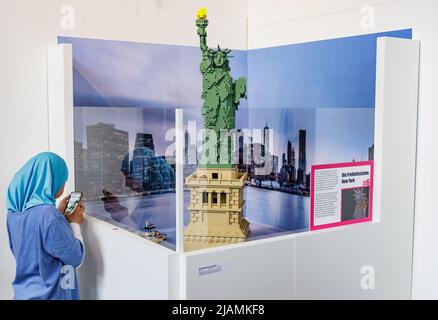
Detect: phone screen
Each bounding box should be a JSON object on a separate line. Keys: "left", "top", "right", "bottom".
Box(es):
{"left": 65, "top": 192, "right": 82, "bottom": 215}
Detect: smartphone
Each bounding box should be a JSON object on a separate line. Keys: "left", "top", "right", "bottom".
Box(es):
{"left": 65, "top": 192, "right": 83, "bottom": 216}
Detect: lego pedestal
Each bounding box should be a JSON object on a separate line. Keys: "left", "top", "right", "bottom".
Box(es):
{"left": 184, "top": 167, "right": 250, "bottom": 251}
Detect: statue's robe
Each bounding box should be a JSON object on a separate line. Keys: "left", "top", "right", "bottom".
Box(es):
{"left": 201, "top": 65, "right": 235, "bottom": 132}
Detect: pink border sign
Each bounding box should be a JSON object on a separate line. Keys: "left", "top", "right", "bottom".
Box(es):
{"left": 310, "top": 161, "right": 374, "bottom": 231}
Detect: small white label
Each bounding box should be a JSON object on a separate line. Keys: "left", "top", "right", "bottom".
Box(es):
{"left": 198, "top": 264, "right": 222, "bottom": 276}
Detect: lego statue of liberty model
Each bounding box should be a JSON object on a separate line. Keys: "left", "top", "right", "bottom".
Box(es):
{"left": 196, "top": 7, "right": 247, "bottom": 166}
{"left": 184, "top": 8, "right": 250, "bottom": 251}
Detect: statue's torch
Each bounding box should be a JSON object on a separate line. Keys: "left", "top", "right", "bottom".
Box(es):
{"left": 197, "top": 7, "right": 207, "bottom": 19}
{"left": 196, "top": 7, "right": 208, "bottom": 51}
{"left": 196, "top": 7, "right": 209, "bottom": 31}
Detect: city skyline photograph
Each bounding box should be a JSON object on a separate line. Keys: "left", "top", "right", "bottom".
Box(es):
{"left": 61, "top": 29, "right": 397, "bottom": 247}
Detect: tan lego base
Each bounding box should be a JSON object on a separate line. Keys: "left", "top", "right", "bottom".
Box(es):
{"left": 184, "top": 167, "right": 250, "bottom": 252}
{"left": 184, "top": 218, "right": 250, "bottom": 252}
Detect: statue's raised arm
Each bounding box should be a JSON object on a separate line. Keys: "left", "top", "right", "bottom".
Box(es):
{"left": 196, "top": 7, "right": 209, "bottom": 56}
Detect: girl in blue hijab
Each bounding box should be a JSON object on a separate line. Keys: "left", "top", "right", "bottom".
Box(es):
{"left": 6, "top": 152, "right": 85, "bottom": 300}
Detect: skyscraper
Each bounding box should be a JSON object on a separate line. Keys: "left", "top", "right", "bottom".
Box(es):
{"left": 290, "top": 147, "right": 296, "bottom": 183}
{"left": 86, "top": 123, "right": 129, "bottom": 198}
{"left": 287, "top": 140, "right": 292, "bottom": 166}
{"left": 131, "top": 132, "right": 175, "bottom": 193}
{"left": 297, "top": 130, "right": 307, "bottom": 186}
{"left": 135, "top": 133, "right": 155, "bottom": 150}
{"left": 262, "top": 122, "right": 270, "bottom": 158}
{"left": 238, "top": 129, "right": 244, "bottom": 166}
{"left": 291, "top": 147, "right": 296, "bottom": 169}
{"left": 184, "top": 130, "right": 189, "bottom": 165}
{"left": 369, "top": 144, "right": 375, "bottom": 161}
{"left": 132, "top": 146, "right": 154, "bottom": 192}
{"left": 306, "top": 173, "right": 311, "bottom": 190}
{"left": 283, "top": 140, "right": 296, "bottom": 184}
{"left": 272, "top": 155, "right": 279, "bottom": 175}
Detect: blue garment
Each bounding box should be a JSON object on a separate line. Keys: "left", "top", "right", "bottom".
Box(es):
{"left": 7, "top": 152, "right": 68, "bottom": 213}
{"left": 7, "top": 205, "right": 84, "bottom": 300}
{"left": 6, "top": 152, "right": 83, "bottom": 300}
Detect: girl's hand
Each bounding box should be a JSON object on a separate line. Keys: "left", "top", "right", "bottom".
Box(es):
{"left": 57, "top": 195, "right": 70, "bottom": 214}
{"left": 66, "top": 200, "right": 85, "bottom": 225}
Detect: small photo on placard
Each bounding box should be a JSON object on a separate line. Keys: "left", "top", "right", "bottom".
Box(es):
{"left": 341, "top": 186, "right": 370, "bottom": 222}
{"left": 310, "top": 161, "right": 374, "bottom": 231}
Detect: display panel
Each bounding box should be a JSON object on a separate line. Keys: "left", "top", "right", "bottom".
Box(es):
{"left": 58, "top": 35, "right": 247, "bottom": 250}
{"left": 74, "top": 107, "right": 176, "bottom": 249}
{"left": 59, "top": 26, "right": 412, "bottom": 252}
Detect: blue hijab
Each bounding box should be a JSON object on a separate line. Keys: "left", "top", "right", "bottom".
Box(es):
{"left": 7, "top": 152, "right": 68, "bottom": 213}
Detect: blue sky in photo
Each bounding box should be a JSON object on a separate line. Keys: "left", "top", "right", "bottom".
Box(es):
{"left": 59, "top": 29, "right": 411, "bottom": 111}
{"left": 58, "top": 36, "right": 248, "bottom": 110}
{"left": 247, "top": 29, "right": 412, "bottom": 109}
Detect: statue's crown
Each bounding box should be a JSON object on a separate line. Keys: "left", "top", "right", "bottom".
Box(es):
{"left": 211, "top": 46, "right": 231, "bottom": 56}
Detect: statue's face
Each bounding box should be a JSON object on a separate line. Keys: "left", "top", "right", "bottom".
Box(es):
{"left": 214, "top": 52, "right": 225, "bottom": 67}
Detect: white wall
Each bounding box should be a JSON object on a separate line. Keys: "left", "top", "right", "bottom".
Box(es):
{"left": 0, "top": 0, "right": 247, "bottom": 300}
{"left": 248, "top": 0, "right": 438, "bottom": 299}
{"left": 79, "top": 216, "right": 178, "bottom": 300}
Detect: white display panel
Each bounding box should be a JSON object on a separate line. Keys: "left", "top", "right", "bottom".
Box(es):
{"left": 79, "top": 216, "right": 178, "bottom": 300}
{"left": 182, "top": 236, "right": 296, "bottom": 300}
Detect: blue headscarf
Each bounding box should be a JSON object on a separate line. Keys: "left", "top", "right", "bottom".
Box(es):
{"left": 7, "top": 152, "right": 68, "bottom": 213}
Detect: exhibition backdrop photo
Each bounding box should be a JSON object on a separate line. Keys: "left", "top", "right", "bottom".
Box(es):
{"left": 58, "top": 28, "right": 411, "bottom": 251}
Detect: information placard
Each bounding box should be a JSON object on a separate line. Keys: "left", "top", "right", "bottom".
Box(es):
{"left": 310, "top": 161, "right": 374, "bottom": 230}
